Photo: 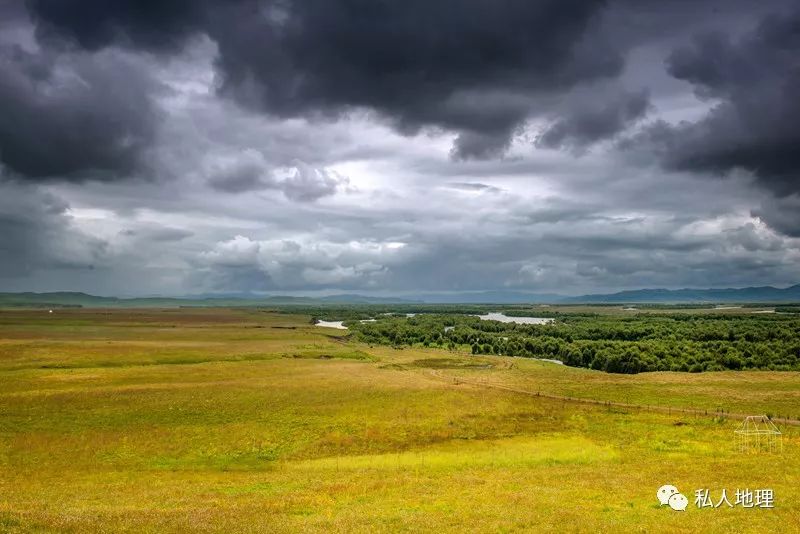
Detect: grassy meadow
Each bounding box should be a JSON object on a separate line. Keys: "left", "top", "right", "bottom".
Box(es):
{"left": 1, "top": 308, "right": 799, "bottom": 532}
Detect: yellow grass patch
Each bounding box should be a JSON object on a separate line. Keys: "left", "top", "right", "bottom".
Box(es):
{"left": 1, "top": 308, "right": 798, "bottom": 533}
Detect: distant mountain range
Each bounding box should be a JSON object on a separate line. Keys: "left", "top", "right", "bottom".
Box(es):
{"left": 1, "top": 284, "right": 799, "bottom": 307}
{"left": 409, "top": 285, "right": 800, "bottom": 304}
{"left": 0, "top": 292, "right": 421, "bottom": 308}
{"left": 402, "top": 290, "right": 564, "bottom": 304}
{"left": 560, "top": 284, "right": 800, "bottom": 304}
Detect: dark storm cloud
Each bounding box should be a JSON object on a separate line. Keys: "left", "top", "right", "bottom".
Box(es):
{"left": 1, "top": 0, "right": 798, "bottom": 296}
{"left": 24, "top": 0, "right": 624, "bottom": 160}
{"left": 0, "top": 0, "right": 27, "bottom": 24}
{"left": 0, "top": 43, "right": 158, "bottom": 181}
{"left": 0, "top": 182, "right": 107, "bottom": 277}
{"left": 213, "top": 0, "right": 624, "bottom": 159}
{"left": 536, "top": 89, "right": 650, "bottom": 151}
{"left": 450, "top": 129, "right": 516, "bottom": 161}
{"left": 25, "top": 0, "right": 207, "bottom": 52}
{"left": 633, "top": 8, "right": 800, "bottom": 197}
{"left": 752, "top": 196, "right": 800, "bottom": 238}
{"left": 17, "top": 0, "right": 798, "bottom": 173}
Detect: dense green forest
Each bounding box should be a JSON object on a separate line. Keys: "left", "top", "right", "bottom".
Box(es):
{"left": 344, "top": 313, "right": 800, "bottom": 374}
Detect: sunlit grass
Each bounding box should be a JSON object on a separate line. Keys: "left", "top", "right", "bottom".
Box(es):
{"left": 291, "top": 435, "right": 618, "bottom": 471}
{"left": 1, "top": 308, "right": 798, "bottom": 532}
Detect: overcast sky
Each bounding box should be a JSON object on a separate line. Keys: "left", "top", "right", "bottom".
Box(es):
{"left": 1, "top": 0, "right": 799, "bottom": 297}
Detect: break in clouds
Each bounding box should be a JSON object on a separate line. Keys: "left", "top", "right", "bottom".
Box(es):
{"left": 0, "top": 0, "right": 799, "bottom": 296}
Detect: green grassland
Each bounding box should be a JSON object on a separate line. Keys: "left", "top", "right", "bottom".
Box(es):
{"left": 1, "top": 308, "right": 799, "bottom": 532}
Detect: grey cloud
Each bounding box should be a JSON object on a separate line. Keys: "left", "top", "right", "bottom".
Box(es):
{"left": 26, "top": 0, "right": 208, "bottom": 52}
{"left": 1, "top": 0, "right": 798, "bottom": 296}
{"left": 633, "top": 9, "right": 800, "bottom": 198}
{"left": 193, "top": 235, "right": 396, "bottom": 292}
{"left": 445, "top": 182, "right": 502, "bottom": 193}
{"left": 752, "top": 196, "right": 800, "bottom": 238}
{"left": 723, "top": 222, "right": 784, "bottom": 252}
{"left": 206, "top": 150, "right": 345, "bottom": 202}
{"left": 0, "top": 182, "right": 108, "bottom": 277}
{"left": 207, "top": 172, "right": 265, "bottom": 194}
{"left": 191, "top": 264, "right": 276, "bottom": 293}
{"left": 205, "top": 151, "right": 271, "bottom": 194}
{"left": 212, "top": 0, "right": 623, "bottom": 160}
{"left": 0, "top": 43, "right": 158, "bottom": 181}
{"left": 451, "top": 129, "right": 515, "bottom": 161}
{"left": 536, "top": 89, "right": 651, "bottom": 151}
{"left": 4, "top": 158, "right": 799, "bottom": 295}
{"left": 120, "top": 226, "right": 194, "bottom": 243}
{"left": 280, "top": 164, "right": 344, "bottom": 202}
{"left": 24, "top": 0, "right": 625, "bottom": 160}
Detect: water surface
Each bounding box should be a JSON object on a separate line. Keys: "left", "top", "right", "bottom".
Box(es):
{"left": 475, "top": 312, "right": 553, "bottom": 325}
{"left": 314, "top": 320, "right": 347, "bottom": 329}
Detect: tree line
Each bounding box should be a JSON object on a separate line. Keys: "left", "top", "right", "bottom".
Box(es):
{"left": 345, "top": 313, "right": 800, "bottom": 374}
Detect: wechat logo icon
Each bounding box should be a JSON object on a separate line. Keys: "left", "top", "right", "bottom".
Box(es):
{"left": 658, "top": 485, "right": 688, "bottom": 511}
